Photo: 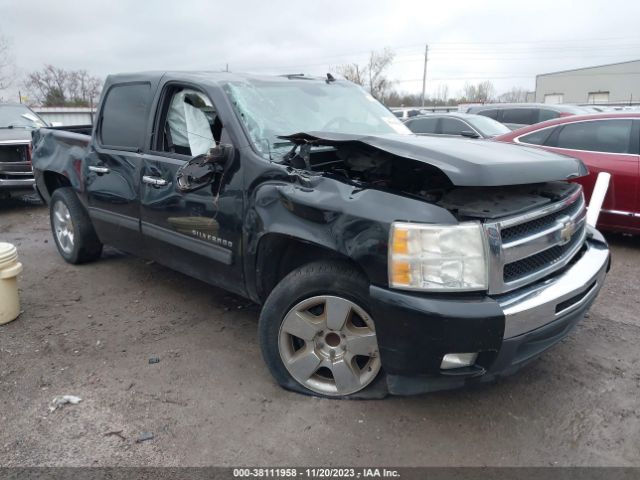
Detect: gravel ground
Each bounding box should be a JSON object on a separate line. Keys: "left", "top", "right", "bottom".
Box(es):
{"left": 0, "top": 198, "right": 639, "bottom": 467}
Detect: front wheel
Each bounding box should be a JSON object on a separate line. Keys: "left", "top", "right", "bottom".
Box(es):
{"left": 259, "top": 261, "right": 384, "bottom": 398}
{"left": 49, "top": 187, "right": 103, "bottom": 264}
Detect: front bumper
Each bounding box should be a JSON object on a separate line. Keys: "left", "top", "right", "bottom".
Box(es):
{"left": 369, "top": 227, "right": 610, "bottom": 395}
{"left": 0, "top": 177, "right": 35, "bottom": 192}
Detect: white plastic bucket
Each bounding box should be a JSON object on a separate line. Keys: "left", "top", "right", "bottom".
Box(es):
{"left": 0, "top": 242, "right": 23, "bottom": 325}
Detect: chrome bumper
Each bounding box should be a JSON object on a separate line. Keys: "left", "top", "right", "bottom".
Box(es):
{"left": 0, "top": 177, "right": 35, "bottom": 188}
{"left": 497, "top": 227, "right": 609, "bottom": 339}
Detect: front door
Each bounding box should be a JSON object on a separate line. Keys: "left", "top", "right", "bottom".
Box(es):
{"left": 139, "top": 84, "right": 245, "bottom": 295}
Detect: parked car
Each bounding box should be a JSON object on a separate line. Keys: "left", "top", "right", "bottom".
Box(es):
{"left": 390, "top": 107, "right": 425, "bottom": 119}
{"left": 0, "top": 103, "right": 49, "bottom": 197}
{"left": 466, "top": 103, "right": 591, "bottom": 130}
{"left": 31, "top": 72, "right": 609, "bottom": 398}
{"left": 494, "top": 112, "right": 640, "bottom": 234}
{"left": 404, "top": 112, "right": 510, "bottom": 138}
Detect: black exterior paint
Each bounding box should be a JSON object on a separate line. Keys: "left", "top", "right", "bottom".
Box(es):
{"left": 30, "top": 71, "right": 598, "bottom": 390}
{"left": 281, "top": 131, "right": 589, "bottom": 186}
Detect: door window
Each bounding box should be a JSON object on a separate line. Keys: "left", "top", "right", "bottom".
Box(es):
{"left": 406, "top": 117, "right": 438, "bottom": 134}
{"left": 519, "top": 127, "right": 557, "bottom": 146}
{"left": 501, "top": 108, "right": 535, "bottom": 125}
{"left": 100, "top": 83, "right": 152, "bottom": 149}
{"left": 537, "top": 109, "right": 560, "bottom": 122}
{"left": 554, "top": 120, "right": 633, "bottom": 154}
{"left": 440, "top": 118, "right": 468, "bottom": 135}
{"left": 157, "top": 87, "right": 221, "bottom": 156}
{"left": 477, "top": 109, "right": 498, "bottom": 120}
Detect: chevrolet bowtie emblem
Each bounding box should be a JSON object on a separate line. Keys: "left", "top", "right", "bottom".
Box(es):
{"left": 559, "top": 219, "right": 576, "bottom": 245}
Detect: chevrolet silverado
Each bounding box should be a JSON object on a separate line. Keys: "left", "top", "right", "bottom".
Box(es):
{"left": 30, "top": 72, "right": 610, "bottom": 398}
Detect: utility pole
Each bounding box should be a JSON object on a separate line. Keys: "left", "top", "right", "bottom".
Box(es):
{"left": 421, "top": 43, "right": 428, "bottom": 107}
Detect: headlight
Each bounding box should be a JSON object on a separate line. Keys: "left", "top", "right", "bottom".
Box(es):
{"left": 389, "top": 221, "right": 488, "bottom": 292}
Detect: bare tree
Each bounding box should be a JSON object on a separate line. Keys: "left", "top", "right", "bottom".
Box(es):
{"left": 498, "top": 86, "right": 530, "bottom": 103}
{"left": 0, "top": 32, "right": 15, "bottom": 91}
{"left": 367, "top": 48, "right": 395, "bottom": 100}
{"left": 334, "top": 48, "right": 395, "bottom": 101}
{"left": 460, "top": 81, "right": 496, "bottom": 103}
{"left": 68, "top": 70, "right": 102, "bottom": 106}
{"left": 335, "top": 63, "right": 365, "bottom": 87}
{"left": 434, "top": 84, "right": 449, "bottom": 104}
{"left": 25, "top": 65, "right": 102, "bottom": 106}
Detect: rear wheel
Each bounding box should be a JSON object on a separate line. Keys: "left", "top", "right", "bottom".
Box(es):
{"left": 259, "top": 261, "right": 383, "bottom": 398}
{"left": 50, "top": 187, "right": 102, "bottom": 264}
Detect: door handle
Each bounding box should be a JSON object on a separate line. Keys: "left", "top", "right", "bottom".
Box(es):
{"left": 88, "top": 165, "right": 110, "bottom": 174}
{"left": 142, "top": 175, "right": 168, "bottom": 187}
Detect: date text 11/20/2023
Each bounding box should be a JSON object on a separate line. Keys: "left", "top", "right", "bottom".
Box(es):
{"left": 232, "top": 468, "right": 401, "bottom": 478}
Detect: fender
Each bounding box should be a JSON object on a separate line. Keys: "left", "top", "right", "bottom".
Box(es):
{"left": 243, "top": 171, "right": 458, "bottom": 301}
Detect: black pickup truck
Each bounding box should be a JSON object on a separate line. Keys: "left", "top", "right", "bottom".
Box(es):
{"left": 31, "top": 72, "right": 610, "bottom": 398}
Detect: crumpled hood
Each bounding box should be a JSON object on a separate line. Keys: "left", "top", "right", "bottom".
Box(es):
{"left": 0, "top": 128, "right": 32, "bottom": 144}
{"left": 281, "top": 132, "right": 588, "bottom": 187}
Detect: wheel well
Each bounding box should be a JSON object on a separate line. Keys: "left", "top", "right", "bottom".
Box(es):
{"left": 43, "top": 171, "right": 71, "bottom": 196}
{"left": 255, "top": 234, "right": 367, "bottom": 302}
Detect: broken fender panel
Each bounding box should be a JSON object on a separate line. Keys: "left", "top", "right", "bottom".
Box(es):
{"left": 31, "top": 128, "right": 91, "bottom": 202}
{"left": 244, "top": 173, "right": 458, "bottom": 296}
{"left": 281, "top": 132, "right": 588, "bottom": 187}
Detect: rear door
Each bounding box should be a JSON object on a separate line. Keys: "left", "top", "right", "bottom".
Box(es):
{"left": 541, "top": 118, "right": 640, "bottom": 232}
{"left": 86, "top": 81, "right": 154, "bottom": 252}
{"left": 138, "top": 82, "right": 245, "bottom": 295}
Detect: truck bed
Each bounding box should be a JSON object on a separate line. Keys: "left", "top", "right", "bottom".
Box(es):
{"left": 31, "top": 126, "right": 92, "bottom": 201}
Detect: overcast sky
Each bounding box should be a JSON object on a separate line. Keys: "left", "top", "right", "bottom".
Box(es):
{"left": 1, "top": 0, "right": 640, "bottom": 102}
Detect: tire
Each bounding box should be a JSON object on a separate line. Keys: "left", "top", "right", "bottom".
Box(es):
{"left": 259, "top": 260, "right": 387, "bottom": 399}
{"left": 49, "top": 187, "right": 103, "bottom": 264}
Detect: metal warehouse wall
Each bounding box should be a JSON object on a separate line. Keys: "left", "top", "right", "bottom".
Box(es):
{"left": 32, "top": 107, "right": 96, "bottom": 126}
{"left": 535, "top": 60, "right": 640, "bottom": 104}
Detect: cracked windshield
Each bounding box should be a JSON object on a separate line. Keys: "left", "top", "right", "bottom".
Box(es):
{"left": 224, "top": 79, "right": 411, "bottom": 156}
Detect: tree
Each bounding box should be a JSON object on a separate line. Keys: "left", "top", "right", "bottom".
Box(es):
{"left": 334, "top": 48, "right": 395, "bottom": 101}
{"left": 0, "top": 32, "right": 15, "bottom": 91}
{"left": 25, "top": 65, "right": 102, "bottom": 106}
{"left": 433, "top": 84, "right": 449, "bottom": 104}
{"left": 460, "top": 81, "right": 496, "bottom": 103}
{"left": 366, "top": 48, "right": 395, "bottom": 101}
{"left": 336, "top": 63, "right": 365, "bottom": 87}
{"left": 498, "top": 86, "right": 530, "bottom": 103}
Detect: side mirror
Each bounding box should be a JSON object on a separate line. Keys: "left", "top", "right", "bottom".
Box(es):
{"left": 175, "top": 144, "right": 234, "bottom": 192}
{"left": 205, "top": 143, "right": 234, "bottom": 165}
{"left": 460, "top": 130, "right": 480, "bottom": 139}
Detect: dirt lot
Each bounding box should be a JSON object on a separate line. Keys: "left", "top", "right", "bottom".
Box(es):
{"left": 0, "top": 198, "right": 638, "bottom": 467}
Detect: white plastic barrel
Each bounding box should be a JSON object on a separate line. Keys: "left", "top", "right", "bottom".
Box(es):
{"left": 0, "top": 242, "right": 23, "bottom": 325}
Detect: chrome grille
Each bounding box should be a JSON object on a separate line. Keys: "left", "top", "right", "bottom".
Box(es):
{"left": 503, "top": 230, "right": 584, "bottom": 282}
{"left": 484, "top": 185, "right": 587, "bottom": 294}
{"left": 500, "top": 198, "right": 583, "bottom": 243}
{"left": 0, "top": 143, "right": 33, "bottom": 182}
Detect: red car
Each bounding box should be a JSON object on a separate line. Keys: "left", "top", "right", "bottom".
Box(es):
{"left": 494, "top": 112, "right": 640, "bottom": 234}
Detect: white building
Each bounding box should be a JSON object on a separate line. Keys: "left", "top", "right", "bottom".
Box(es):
{"left": 535, "top": 59, "right": 640, "bottom": 105}
{"left": 32, "top": 107, "right": 96, "bottom": 126}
